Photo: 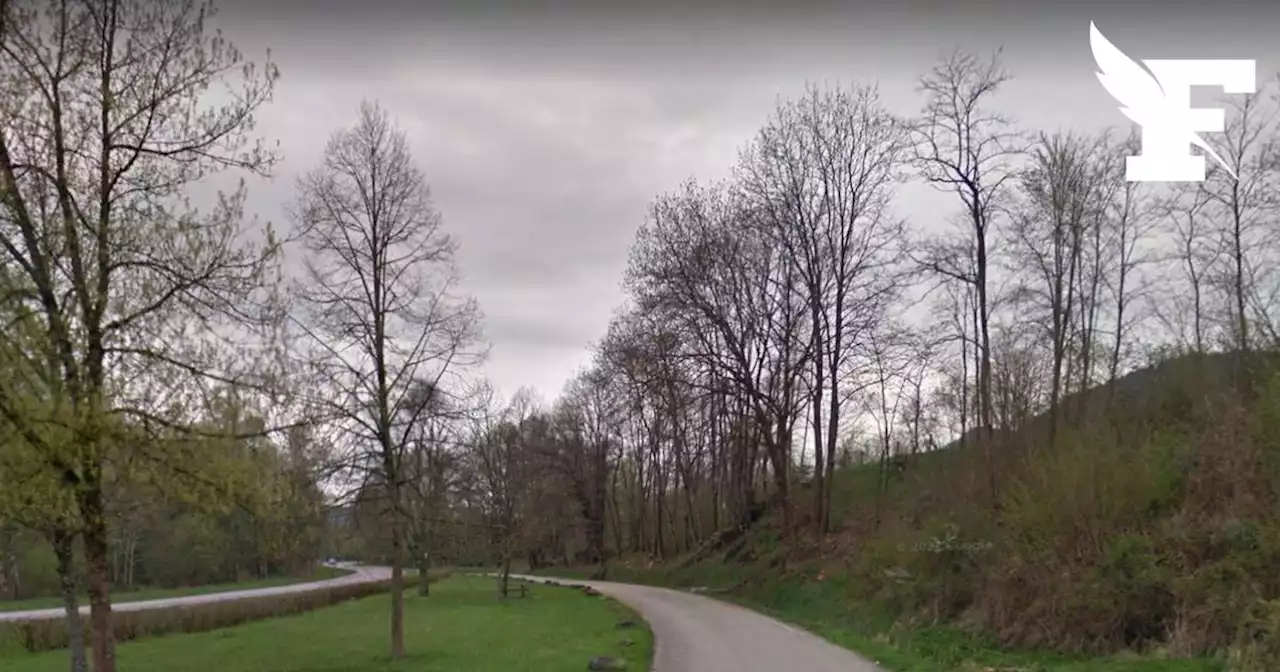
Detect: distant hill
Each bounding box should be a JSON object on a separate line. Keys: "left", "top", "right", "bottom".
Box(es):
{"left": 942, "top": 350, "right": 1269, "bottom": 453}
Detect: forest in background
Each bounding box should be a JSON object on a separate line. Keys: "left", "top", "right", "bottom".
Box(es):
{"left": 4, "top": 1, "right": 1280, "bottom": 671}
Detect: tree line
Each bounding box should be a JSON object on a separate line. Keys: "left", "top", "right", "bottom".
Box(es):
{"left": 480, "top": 52, "right": 1280, "bottom": 572}
{"left": 330, "top": 46, "right": 1280, "bottom": 663}
{"left": 4, "top": 1, "right": 1280, "bottom": 671}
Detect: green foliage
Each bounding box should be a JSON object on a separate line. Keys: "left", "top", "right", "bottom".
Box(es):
{"left": 13, "top": 545, "right": 60, "bottom": 600}
{"left": 0, "top": 385, "right": 331, "bottom": 603}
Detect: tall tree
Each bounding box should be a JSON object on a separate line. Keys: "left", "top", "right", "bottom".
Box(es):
{"left": 1010, "top": 131, "right": 1109, "bottom": 442}
{"left": 627, "top": 180, "right": 809, "bottom": 532}
{"left": 911, "top": 49, "right": 1021, "bottom": 502}
{"left": 1104, "top": 130, "right": 1155, "bottom": 392}
{"left": 0, "top": 1, "right": 283, "bottom": 669}
{"left": 736, "top": 82, "right": 906, "bottom": 532}
{"left": 1155, "top": 182, "right": 1221, "bottom": 354}
{"left": 1199, "top": 88, "right": 1280, "bottom": 357}
{"left": 468, "top": 385, "right": 537, "bottom": 598}
{"left": 292, "top": 101, "right": 482, "bottom": 659}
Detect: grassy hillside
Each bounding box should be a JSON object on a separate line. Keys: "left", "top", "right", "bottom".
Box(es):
{"left": 559, "top": 353, "right": 1280, "bottom": 671}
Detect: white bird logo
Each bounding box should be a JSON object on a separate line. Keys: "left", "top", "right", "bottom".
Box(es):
{"left": 1090, "top": 21, "right": 1238, "bottom": 181}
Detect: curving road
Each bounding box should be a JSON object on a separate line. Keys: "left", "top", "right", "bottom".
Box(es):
{"left": 3, "top": 565, "right": 886, "bottom": 671}
{"left": 510, "top": 574, "right": 885, "bottom": 672}
{"left": 0, "top": 563, "right": 391, "bottom": 623}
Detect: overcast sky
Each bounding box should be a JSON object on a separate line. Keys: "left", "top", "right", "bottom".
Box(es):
{"left": 210, "top": 0, "right": 1280, "bottom": 402}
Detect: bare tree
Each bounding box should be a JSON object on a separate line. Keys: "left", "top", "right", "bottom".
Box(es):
{"left": 736, "top": 82, "right": 907, "bottom": 532}
{"left": 1153, "top": 183, "right": 1222, "bottom": 354}
{"left": 551, "top": 368, "right": 620, "bottom": 574}
{"left": 911, "top": 49, "right": 1022, "bottom": 501}
{"left": 626, "top": 180, "right": 810, "bottom": 533}
{"left": 468, "top": 385, "right": 537, "bottom": 597}
{"left": 1009, "top": 131, "right": 1110, "bottom": 442}
{"left": 859, "top": 325, "right": 911, "bottom": 528}
{"left": 1199, "top": 84, "right": 1280, "bottom": 358}
{"left": 1104, "top": 129, "right": 1157, "bottom": 391}
{"left": 399, "top": 378, "right": 466, "bottom": 596}
{"left": 291, "top": 101, "right": 482, "bottom": 659}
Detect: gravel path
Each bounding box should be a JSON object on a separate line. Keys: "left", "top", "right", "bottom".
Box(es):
{"left": 0, "top": 564, "right": 391, "bottom": 623}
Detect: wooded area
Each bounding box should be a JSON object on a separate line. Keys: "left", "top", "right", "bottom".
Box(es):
{"left": 3, "top": 1, "right": 1280, "bottom": 671}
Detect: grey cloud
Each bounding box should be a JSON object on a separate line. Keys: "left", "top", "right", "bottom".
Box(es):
{"left": 208, "top": 0, "right": 1280, "bottom": 400}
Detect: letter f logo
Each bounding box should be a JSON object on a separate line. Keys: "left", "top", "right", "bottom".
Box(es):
{"left": 1090, "top": 22, "right": 1255, "bottom": 182}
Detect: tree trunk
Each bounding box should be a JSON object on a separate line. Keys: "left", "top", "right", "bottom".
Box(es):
{"left": 1233, "top": 190, "right": 1248, "bottom": 355}
{"left": 810, "top": 337, "right": 826, "bottom": 533}
{"left": 607, "top": 470, "right": 624, "bottom": 556}
{"left": 824, "top": 362, "right": 840, "bottom": 534}
{"left": 416, "top": 547, "right": 431, "bottom": 597}
{"left": 123, "top": 533, "right": 137, "bottom": 591}
{"left": 389, "top": 517, "right": 405, "bottom": 658}
{"left": 976, "top": 225, "right": 998, "bottom": 505}
{"left": 52, "top": 529, "right": 87, "bottom": 672}
{"left": 498, "top": 548, "right": 512, "bottom": 598}
{"left": 80, "top": 482, "right": 116, "bottom": 672}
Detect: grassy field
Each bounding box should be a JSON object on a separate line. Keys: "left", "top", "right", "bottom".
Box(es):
{"left": 539, "top": 563, "right": 1221, "bottom": 672}
{"left": 0, "top": 565, "right": 353, "bottom": 613}
{"left": 0, "top": 574, "right": 653, "bottom": 672}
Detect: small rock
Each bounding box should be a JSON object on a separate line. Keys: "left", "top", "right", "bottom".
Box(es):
{"left": 620, "top": 637, "right": 634, "bottom": 647}
{"left": 616, "top": 618, "right": 637, "bottom": 629}
{"left": 582, "top": 586, "right": 602, "bottom": 597}
{"left": 587, "top": 656, "right": 625, "bottom": 670}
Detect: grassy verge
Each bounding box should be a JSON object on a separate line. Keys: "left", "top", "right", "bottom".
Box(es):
{"left": 0, "top": 575, "right": 395, "bottom": 654}
{"left": 538, "top": 563, "right": 1221, "bottom": 672}
{"left": 0, "top": 565, "right": 354, "bottom": 613}
{"left": 0, "top": 574, "right": 653, "bottom": 672}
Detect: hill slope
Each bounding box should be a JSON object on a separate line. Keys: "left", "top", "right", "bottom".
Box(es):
{"left": 588, "top": 353, "right": 1280, "bottom": 672}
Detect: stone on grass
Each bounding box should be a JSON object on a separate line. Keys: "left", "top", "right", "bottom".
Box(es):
{"left": 615, "top": 618, "right": 637, "bottom": 629}
{"left": 587, "top": 655, "right": 626, "bottom": 670}
{"left": 620, "top": 637, "right": 634, "bottom": 647}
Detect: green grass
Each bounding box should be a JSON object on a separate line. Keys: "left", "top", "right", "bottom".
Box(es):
{"left": 0, "top": 574, "right": 654, "bottom": 672}
{"left": 0, "top": 566, "right": 353, "bottom": 613}
{"left": 540, "top": 563, "right": 1222, "bottom": 672}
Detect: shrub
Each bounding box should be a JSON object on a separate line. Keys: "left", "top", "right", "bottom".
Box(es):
{"left": 1227, "top": 598, "right": 1280, "bottom": 672}
{"left": 845, "top": 363, "right": 1280, "bottom": 659}
{"left": 0, "top": 578, "right": 395, "bottom": 653}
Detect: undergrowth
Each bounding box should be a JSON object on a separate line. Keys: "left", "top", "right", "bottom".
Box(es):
{"left": 547, "top": 355, "right": 1280, "bottom": 672}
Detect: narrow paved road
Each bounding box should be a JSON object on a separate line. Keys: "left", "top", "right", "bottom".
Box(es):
{"left": 4, "top": 566, "right": 885, "bottom": 671}
{"left": 0, "top": 564, "right": 390, "bottom": 623}
{"left": 510, "top": 574, "right": 885, "bottom": 672}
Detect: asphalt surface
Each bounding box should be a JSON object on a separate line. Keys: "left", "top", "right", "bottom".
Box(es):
{"left": 509, "top": 574, "right": 885, "bottom": 672}
{"left": 0, "top": 563, "right": 391, "bottom": 623}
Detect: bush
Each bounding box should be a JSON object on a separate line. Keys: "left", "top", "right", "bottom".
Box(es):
{"left": 1227, "top": 598, "right": 1280, "bottom": 672}
{"left": 833, "top": 361, "right": 1280, "bottom": 661}
{"left": 426, "top": 567, "right": 453, "bottom": 582}
{"left": 0, "top": 578, "right": 395, "bottom": 653}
